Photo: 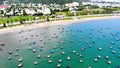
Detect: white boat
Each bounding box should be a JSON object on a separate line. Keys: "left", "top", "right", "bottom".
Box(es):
{"left": 67, "top": 56, "right": 71, "bottom": 60}
{"left": 8, "top": 57, "right": 11, "bottom": 60}
{"left": 57, "top": 64, "right": 61, "bottom": 68}
{"left": 48, "top": 60, "right": 52, "bottom": 63}
{"left": 94, "top": 58, "right": 98, "bottom": 62}
{"left": 33, "top": 49, "right": 36, "bottom": 52}
{"left": 34, "top": 61, "right": 38, "bottom": 65}
{"left": 18, "top": 57, "right": 23, "bottom": 62}
{"left": 18, "top": 63, "right": 23, "bottom": 67}
{"left": 80, "top": 60, "right": 83, "bottom": 63}
{"left": 107, "top": 60, "right": 111, "bottom": 64}
{"left": 98, "top": 48, "right": 102, "bottom": 50}
{"left": 28, "top": 47, "right": 32, "bottom": 50}
{"left": 37, "top": 54, "right": 41, "bottom": 58}
{"left": 46, "top": 55, "right": 51, "bottom": 58}
{"left": 105, "top": 56, "right": 109, "bottom": 59}
{"left": 58, "top": 59, "right": 62, "bottom": 63}
{"left": 72, "top": 50, "right": 76, "bottom": 53}
{"left": 97, "top": 55, "right": 101, "bottom": 59}
{"left": 61, "top": 51, "right": 65, "bottom": 55}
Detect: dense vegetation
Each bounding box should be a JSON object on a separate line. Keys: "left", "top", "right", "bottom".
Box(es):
{"left": 2, "top": 0, "right": 82, "bottom": 4}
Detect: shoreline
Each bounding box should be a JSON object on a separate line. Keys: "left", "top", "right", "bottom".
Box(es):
{"left": 0, "top": 16, "right": 120, "bottom": 35}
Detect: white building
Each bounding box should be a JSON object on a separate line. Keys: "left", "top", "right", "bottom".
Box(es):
{"left": 24, "top": 8, "right": 37, "bottom": 15}
{"left": 3, "top": 1, "right": 9, "bottom": 6}
{"left": 82, "top": 1, "right": 120, "bottom": 7}
{"left": 65, "top": 2, "right": 79, "bottom": 7}
{"left": 42, "top": 5, "right": 51, "bottom": 14}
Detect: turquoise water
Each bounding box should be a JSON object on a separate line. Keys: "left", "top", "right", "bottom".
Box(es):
{"left": 0, "top": 18, "right": 120, "bottom": 68}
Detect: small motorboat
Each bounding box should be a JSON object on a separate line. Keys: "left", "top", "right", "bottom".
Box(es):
{"left": 94, "top": 58, "right": 98, "bottom": 62}
{"left": 0, "top": 48, "right": 3, "bottom": 51}
{"left": 37, "top": 54, "right": 41, "bottom": 58}
{"left": 107, "top": 60, "right": 111, "bottom": 64}
{"left": 67, "top": 56, "right": 71, "bottom": 60}
{"left": 57, "top": 64, "right": 61, "bottom": 68}
{"left": 58, "top": 59, "right": 62, "bottom": 63}
{"left": 34, "top": 61, "right": 38, "bottom": 65}
{"left": 48, "top": 60, "right": 52, "bottom": 63}
{"left": 46, "top": 55, "right": 51, "bottom": 58}
{"left": 80, "top": 60, "right": 83, "bottom": 63}
{"left": 18, "top": 57, "right": 23, "bottom": 62}
{"left": 18, "top": 63, "right": 23, "bottom": 67}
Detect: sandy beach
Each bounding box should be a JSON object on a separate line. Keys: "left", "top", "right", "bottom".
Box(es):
{"left": 1, "top": 15, "right": 120, "bottom": 68}
{"left": 0, "top": 16, "right": 120, "bottom": 35}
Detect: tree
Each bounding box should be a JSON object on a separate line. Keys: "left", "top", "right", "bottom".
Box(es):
{"left": 0, "top": 10, "right": 4, "bottom": 14}
{"left": 91, "top": 5, "right": 99, "bottom": 9}
{"left": 46, "top": 16, "right": 49, "bottom": 21}
{"left": 61, "top": 8, "right": 69, "bottom": 12}
{"left": 6, "top": 8, "right": 11, "bottom": 13}
{"left": 6, "top": 20, "right": 9, "bottom": 26}
{"left": 3, "top": 23, "right": 7, "bottom": 27}
{"left": 77, "top": 6, "right": 84, "bottom": 11}
{"left": 34, "top": 8, "right": 37, "bottom": 12}
{"left": 23, "top": 10, "right": 27, "bottom": 16}
{"left": 38, "top": 13, "right": 43, "bottom": 16}
{"left": 50, "top": 9, "right": 56, "bottom": 15}
{"left": 20, "top": 17, "right": 24, "bottom": 24}
{"left": 1, "top": 19, "right": 6, "bottom": 27}
{"left": 103, "top": 8, "right": 114, "bottom": 14}
{"left": 7, "top": 20, "right": 9, "bottom": 23}
{"left": 66, "top": 12, "right": 74, "bottom": 16}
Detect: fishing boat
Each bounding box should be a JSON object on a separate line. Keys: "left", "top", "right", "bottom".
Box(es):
{"left": 48, "top": 60, "right": 52, "bottom": 63}
{"left": 57, "top": 64, "right": 61, "bottom": 68}
{"left": 18, "top": 63, "right": 23, "bottom": 67}
{"left": 67, "top": 56, "right": 71, "bottom": 60}
{"left": 37, "top": 54, "right": 41, "bottom": 58}
{"left": 46, "top": 55, "right": 51, "bottom": 58}
{"left": 34, "top": 61, "right": 38, "bottom": 65}
{"left": 58, "top": 59, "right": 62, "bottom": 63}
{"left": 107, "top": 60, "right": 111, "bottom": 64}
{"left": 18, "top": 57, "right": 23, "bottom": 62}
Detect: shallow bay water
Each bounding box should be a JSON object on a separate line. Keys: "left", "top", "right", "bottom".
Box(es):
{"left": 0, "top": 18, "right": 120, "bottom": 68}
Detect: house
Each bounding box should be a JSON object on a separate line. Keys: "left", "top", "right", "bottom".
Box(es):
{"left": 82, "top": 1, "right": 120, "bottom": 8}
{"left": 42, "top": 5, "right": 51, "bottom": 14}
{"left": 0, "top": 5, "right": 7, "bottom": 10}
{"left": 25, "top": 8, "right": 37, "bottom": 15}
{"left": 3, "top": 1, "right": 9, "bottom": 6}
{"left": 65, "top": 2, "right": 79, "bottom": 8}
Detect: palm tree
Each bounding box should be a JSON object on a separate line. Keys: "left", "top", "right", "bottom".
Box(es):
{"left": 20, "top": 16, "right": 24, "bottom": 24}
{"left": 6, "top": 20, "right": 9, "bottom": 26}
{"left": 3, "top": 23, "right": 6, "bottom": 27}
{"left": 1, "top": 18, "right": 7, "bottom": 27}
{"left": 46, "top": 16, "right": 50, "bottom": 21}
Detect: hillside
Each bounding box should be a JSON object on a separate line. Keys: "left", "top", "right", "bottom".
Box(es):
{"left": 2, "top": 0, "right": 83, "bottom": 4}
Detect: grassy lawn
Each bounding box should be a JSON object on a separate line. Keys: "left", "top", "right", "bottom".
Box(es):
{"left": 0, "top": 14, "right": 113, "bottom": 29}
{"left": 80, "top": 14, "right": 112, "bottom": 18}
{"left": 0, "top": 16, "right": 35, "bottom": 24}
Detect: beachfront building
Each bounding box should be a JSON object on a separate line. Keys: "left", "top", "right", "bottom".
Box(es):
{"left": 24, "top": 8, "right": 37, "bottom": 15}
{"left": 112, "top": 11, "right": 120, "bottom": 16}
{"left": 0, "top": 1, "right": 9, "bottom": 11}
{"left": 49, "top": 3, "right": 62, "bottom": 10}
{"left": 65, "top": 2, "right": 79, "bottom": 8}
{"left": 41, "top": 5, "right": 51, "bottom": 14}
{"left": 0, "top": 5, "right": 7, "bottom": 10}
{"left": 65, "top": 2, "right": 79, "bottom": 14}
{"left": 0, "top": 2, "right": 52, "bottom": 16}
{"left": 82, "top": 1, "right": 120, "bottom": 8}
{"left": 3, "top": 1, "right": 10, "bottom": 6}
